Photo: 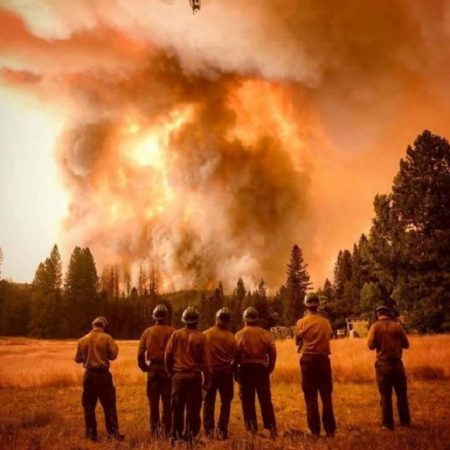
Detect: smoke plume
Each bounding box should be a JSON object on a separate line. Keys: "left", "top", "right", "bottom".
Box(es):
{"left": 1, "top": 0, "right": 450, "bottom": 290}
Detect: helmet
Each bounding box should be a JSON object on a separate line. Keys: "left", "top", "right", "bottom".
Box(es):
{"left": 375, "top": 305, "right": 391, "bottom": 317}
{"left": 304, "top": 294, "right": 320, "bottom": 307}
{"left": 243, "top": 307, "right": 258, "bottom": 324}
{"left": 92, "top": 316, "right": 108, "bottom": 328}
{"left": 182, "top": 306, "right": 200, "bottom": 324}
{"left": 216, "top": 307, "right": 231, "bottom": 324}
{"left": 153, "top": 304, "right": 169, "bottom": 321}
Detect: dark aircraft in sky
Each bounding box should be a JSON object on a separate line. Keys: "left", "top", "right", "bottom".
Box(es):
{"left": 160, "top": 0, "right": 206, "bottom": 14}
{"left": 190, "top": 0, "right": 201, "bottom": 13}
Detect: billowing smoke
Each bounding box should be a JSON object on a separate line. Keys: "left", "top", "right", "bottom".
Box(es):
{"left": 1, "top": 1, "right": 450, "bottom": 290}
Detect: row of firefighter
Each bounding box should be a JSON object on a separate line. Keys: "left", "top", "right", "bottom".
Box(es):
{"left": 74, "top": 295, "right": 411, "bottom": 443}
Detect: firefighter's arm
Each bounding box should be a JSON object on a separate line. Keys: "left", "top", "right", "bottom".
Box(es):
{"left": 74, "top": 342, "right": 84, "bottom": 364}
{"left": 231, "top": 338, "right": 238, "bottom": 372}
{"left": 233, "top": 333, "right": 243, "bottom": 381}
{"left": 400, "top": 327, "right": 410, "bottom": 349}
{"left": 201, "top": 339, "right": 211, "bottom": 389}
{"left": 367, "top": 325, "right": 377, "bottom": 350}
{"left": 164, "top": 335, "right": 175, "bottom": 376}
{"left": 267, "top": 335, "right": 277, "bottom": 373}
{"left": 137, "top": 332, "right": 149, "bottom": 372}
{"left": 234, "top": 333, "right": 243, "bottom": 364}
{"left": 327, "top": 321, "right": 334, "bottom": 339}
{"left": 295, "top": 322, "right": 303, "bottom": 352}
{"left": 108, "top": 336, "right": 119, "bottom": 361}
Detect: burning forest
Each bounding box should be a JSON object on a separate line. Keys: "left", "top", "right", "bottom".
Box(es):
{"left": 1, "top": 1, "right": 450, "bottom": 290}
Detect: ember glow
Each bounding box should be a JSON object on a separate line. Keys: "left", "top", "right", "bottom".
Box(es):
{"left": 1, "top": 1, "right": 450, "bottom": 288}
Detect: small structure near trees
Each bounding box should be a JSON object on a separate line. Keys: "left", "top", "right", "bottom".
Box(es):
{"left": 345, "top": 317, "right": 369, "bottom": 338}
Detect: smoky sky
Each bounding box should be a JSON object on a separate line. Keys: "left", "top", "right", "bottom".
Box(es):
{"left": 1, "top": 1, "right": 450, "bottom": 290}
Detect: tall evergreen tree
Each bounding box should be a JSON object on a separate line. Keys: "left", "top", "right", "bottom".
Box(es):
{"left": 270, "top": 288, "right": 285, "bottom": 326}
{"left": 284, "top": 244, "right": 312, "bottom": 324}
{"left": 0, "top": 280, "right": 31, "bottom": 336}
{"left": 29, "top": 245, "right": 63, "bottom": 337}
{"left": 254, "top": 278, "right": 270, "bottom": 328}
{"left": 389, "top": 130, "right": 450, "bottom": 331}
{"left": 64, "top": 246, "right": 99, "bottom": 336}
{"left": 333, "top": 250, "right": 353, "bottom": 298}
{"left": 367, "top": 194, "right": 404, "bottom": 304}
{"left": 229, "top": 277, "right": 246, "bottom": 331}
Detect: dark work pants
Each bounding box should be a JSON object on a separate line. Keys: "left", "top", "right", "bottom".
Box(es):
{"left": 82, "top": 369, "right": 119, "bottom": 438}
{"left": 300, "top": 354, "right": 336, "bottom": 435}
{"left": 147, "top": 362, "right": 172, "bottom": 436}
{"left": 375, "top": 359, "right": 410, "bottom": 428}
{"left": 238, "top": 363, "right": 276, "bottom": 431}
{"left": 171, "top": 372, "right": 203, "bottom": 440}
{"left": 203, "top": 367, "right": 234, "bottom": 436}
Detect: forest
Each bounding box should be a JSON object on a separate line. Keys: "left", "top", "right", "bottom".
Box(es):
{"left": 0, "top": 130, "right": 449, "bottom": 338}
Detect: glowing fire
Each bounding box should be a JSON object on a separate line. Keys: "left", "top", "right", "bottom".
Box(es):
{"left": 127, "top": 107, "right": 193, "bottom": 170}
{"left": 61, "top": 80, "right": 315, "bottom": 291}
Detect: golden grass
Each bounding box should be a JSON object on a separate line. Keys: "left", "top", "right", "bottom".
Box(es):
{"left": 1, "top": 335, "right": 448, "bottom": 388}
{"left": 0, "top": 335, "right": 449, "bottom": 449}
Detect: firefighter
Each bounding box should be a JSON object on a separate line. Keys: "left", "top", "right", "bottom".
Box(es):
{"left": 138, "top": 304, "right": 175, "bottom": 437}
{"left": 296, "top": 294, "right": 336, "bottom": 438}
{"left": 165, "top": 306, "right": 209, "bottom": 443}
{"left": 368, "top": 305, "right": 411, "bottom": 430}
{"left": 74, "top": 317, "right": 124, "bottom": 442}
{"left": 235, "top": 307, "right": 277, "bottom": 437}
{"left": 203, "top": 307, "right": 236, "bottom": 440}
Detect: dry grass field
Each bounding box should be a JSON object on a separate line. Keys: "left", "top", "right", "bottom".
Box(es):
{"left": 0, "top": 335, "right": 449, "bottom": 450}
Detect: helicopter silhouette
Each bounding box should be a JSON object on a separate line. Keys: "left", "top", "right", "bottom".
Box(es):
{"left": 190, "top": 0, "right": 201, "bottom": 13}
{"left": 160, "top": 0, "right": 209, "bottom": 14}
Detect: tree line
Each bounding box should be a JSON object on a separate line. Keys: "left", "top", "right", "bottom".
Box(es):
{"left": 0, "top": 130, "right": 448, "bottom": 337}
{"left": 0, "top": 242, "right": 311, "bottom": 338}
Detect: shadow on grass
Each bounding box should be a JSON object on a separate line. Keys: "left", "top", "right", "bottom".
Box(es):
{"left": 0, "top": 409, "right": 57, "bottom": 434}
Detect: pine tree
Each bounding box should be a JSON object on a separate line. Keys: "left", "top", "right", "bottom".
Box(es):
{"left": 360, "top": 130, "right": 450, "bottom": 331}
{"left": 284, "top": 244, "right": 312, "bottom": 324}
{"left": 230, "top": 277, "right": 246, "bottom": 330}
{"left": 29, "top": 245, "right": 63, "bottom": 337}
{"left": 254, "top": 278, "right": 270, "bottom": 328}
{"left": 64, "top": 246, "right": 99, "bottom": 336}
{"left": 367, "top": 194, "right": 403, "bottom": 303}
{"left": 389, "top": 130, "right": 450, "bottom": 331}
{"left": 196, "top": 285, "right": 224, "bottom": 331}
{"left": 351, "top": 234, "right": 372, "bottom": 306}
{"left": 270, "top": 288, "right": 285, "bottom": 326}
{"left": 333, "top": 250, "right": 352, "bottom": 298}
{"left": 360, "top": 282, "right": 383, "bottom": 314}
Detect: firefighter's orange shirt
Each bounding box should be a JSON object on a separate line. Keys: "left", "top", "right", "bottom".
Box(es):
{"left": 235, "top": 325, "right": 276, "bottom": 369}
{"left": 165, "top": 327, "right": 208, "bottom": 373}
{"left": 74, "top": 328, "right": 118, "bottom": 369}
{"left": 367, "top": 318, "right": 409, "bottom": 361}
{"left": 138, "top": 324, "right": 175, "bottom": 362}
{"left": 203, "top": 325, "right": 236, "bottom": 370}
{"left": 295, "top": 312, "right": 333, "bottom": 355}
